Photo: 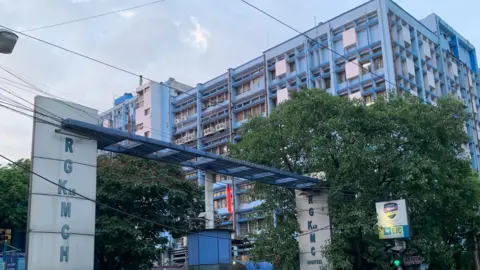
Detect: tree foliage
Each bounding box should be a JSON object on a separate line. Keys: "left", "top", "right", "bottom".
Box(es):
{"left": 95, "top": 155, "right": 205, "bottom": 270}
{"left": 0, "top": 159, "right": 29, "bottom": 229}
{"left": 0, "top": 155, "right": 204, "bottom": 269}
{"left": 230, "top": 89, "right": 480, "bottom": 269}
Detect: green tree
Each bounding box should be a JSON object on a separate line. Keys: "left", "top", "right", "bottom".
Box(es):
{"left": 95, "top": 155, "right": 205, "bottom": 270}
{"left": 230, "top": 89, "right": 480, "bottom": 269}
{"left": 0, "top": 159, "right": 29, "bottom": 229}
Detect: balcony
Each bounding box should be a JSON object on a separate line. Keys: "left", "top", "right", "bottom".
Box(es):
{"left": 235, "top": 84, "right": 264, "bottom": 102}
{"left": 232, "top": 69, "right": 264, "bottom": 88}
{"left": 203, "top": 99, "right": 229, "bottom": 113}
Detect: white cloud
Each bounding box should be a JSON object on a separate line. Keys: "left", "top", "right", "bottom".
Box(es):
{"left": 183, "top": 16, "right": 210, "bottom": 52}
{"left": 118, "top": 11, "right": 136, "bottom": 19}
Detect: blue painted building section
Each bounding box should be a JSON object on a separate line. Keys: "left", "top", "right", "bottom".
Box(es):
{"left": 100, "top": 0, "right": 480, "bottom": 261}
{"left": 114, "top": 93, "right": 134, "bottom": 106}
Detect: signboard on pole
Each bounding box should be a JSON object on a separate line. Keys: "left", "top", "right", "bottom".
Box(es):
{"left": 5, "top": 253, "right": 18, "bottom": 270}
{"left": 375, "top": 199, "right": 410, "bottom": 239}
{"left": 27, "top": 96, "right": 98, "bottom": 269}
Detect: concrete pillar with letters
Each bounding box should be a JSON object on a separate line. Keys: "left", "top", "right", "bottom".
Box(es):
{"left": 295, "top": 190, "right": 330, "bottom": 270}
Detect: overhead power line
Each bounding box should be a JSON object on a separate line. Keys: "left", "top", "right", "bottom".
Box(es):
{"left": 22, "top": 0, "right": 167, "bottom": 33}
{"left": 239, "top": 0, "right": 399, "bottom": 91}
{"left": 0, "top": 23, "right": 204, "bottom": 102}
{"left": 0, "top": 64, "right": 364, "bottom": 198}
{"left": 0, "top": 153, "right": 330, "bottom": 240}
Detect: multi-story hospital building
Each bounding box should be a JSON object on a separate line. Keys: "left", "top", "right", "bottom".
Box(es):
{"left": 100, "top": 0, "right": 480, "bottom": 265}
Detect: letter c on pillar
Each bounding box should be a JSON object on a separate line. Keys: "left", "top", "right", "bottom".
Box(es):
{"left": 61, "top": 224, "right": 70, "bottom": 240}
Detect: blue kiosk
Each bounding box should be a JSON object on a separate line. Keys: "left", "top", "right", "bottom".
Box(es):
{"left": 187, "top": 229, "right": 233, "bottom": 269}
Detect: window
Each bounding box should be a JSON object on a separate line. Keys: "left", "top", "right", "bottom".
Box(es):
{"left": 214, "top": 198, "right": 226, "bottom": 209}
{"left": 144, "top": 131, "right": 150, "bottom": 138}
{"left": 373, "top": 56, "right": 383, "bottom": 70}
{"left": 214, "top": 190, "right": 226, "bottom": 197}
{"left": 324, "top": 77, "right": 331, "bottom": 89}
{"left": 219, "top": 144, "right": 228, "bottom": 155}
{"left": 337, "top": 71, "right": 346, "bottom": 83}
{"left": 239, "top": 223, "right": 249, "bottom": 235}
{"left": 136, "top": 123, "right": 143, "bottom": 130}
{"left": 248, "top": 220, "right": 259, "bottom": 233}
{"left": 364, "top": 95, "right": 374, "bottom": 105}
{"left": 252, "top": 77, "right": 261, "bottom": 86}
{"left": 236, "top": 112, "right": 244, "bottom": 122}
{"left": 237, "top": 82, "right": 251, "bottom": 95}
{"left": 270, "top": 69, "right": 276, "bottom": 79}
{"left": 289, "top": 62, "right": 296, "bottom": 73}
{"left": 239, "top": 193, "right": 254, "bottom": 203}
{"left": 144, "top": 108, "right": 150, "bottom": 116}
{"left": 362, "top": 62, "right": 371, "bottom": 75}
{"left": 215, "top": 174, "right": 228, "bottom": 182}
{"left": 188, "top": 106, "right": 196, "bottom": 116}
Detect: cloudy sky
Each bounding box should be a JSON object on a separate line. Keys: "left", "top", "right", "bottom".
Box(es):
{"left": 0, "top": 0, "right": 478, "bottom": 163}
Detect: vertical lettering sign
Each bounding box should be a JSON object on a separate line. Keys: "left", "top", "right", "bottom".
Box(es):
{"left": 295, "top": 190, "right": 331, "bottom": 270}
{"left": 27, "top": 96, "right": 98, "bottom": 270}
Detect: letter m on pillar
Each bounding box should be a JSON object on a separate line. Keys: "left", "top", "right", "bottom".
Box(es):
{"left": 310, "top": 233, "right": 316, "bottom": 243}
{"left": 61, "top": 202, "right": 71, "bottom": 217}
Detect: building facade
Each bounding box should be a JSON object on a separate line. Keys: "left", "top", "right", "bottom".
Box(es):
{"left": 100, "top": 0, "right": 480, "bottom": 264}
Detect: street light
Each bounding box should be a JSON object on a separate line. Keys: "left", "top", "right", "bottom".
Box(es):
{"left": 0, "top": 29, "right": 18, "bottom": 54}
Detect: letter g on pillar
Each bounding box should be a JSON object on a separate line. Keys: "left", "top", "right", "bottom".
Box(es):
{"left": 64, "top": 159, "right": 73, "bottom": 174}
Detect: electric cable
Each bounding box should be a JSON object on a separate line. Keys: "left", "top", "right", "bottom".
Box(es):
{"left": 0, "top": 64, "right": 371, "bottom": 200}
{"left": 0, "top": 78, "right": 359, "bottom": 200}
{"left": 21, "top": 0, "right": 167, "bottom": 33}
{"left": 239, "top": 0, "right": 398, "bottom": 90}
{"left": 0, "top": 153, "right": 331, "bottom": 240}
{"left": 0, "top": 23, "right": 203, "bottom": 102}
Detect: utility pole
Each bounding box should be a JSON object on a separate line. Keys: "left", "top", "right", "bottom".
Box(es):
{"left": 232, "top": 177, "right": 237, "bottom": 239}
{"left": 2, "top": 234, "right": 7, "bottom": 270}
{"left": 474, "top": 233, "right": 480, "bottom": 270}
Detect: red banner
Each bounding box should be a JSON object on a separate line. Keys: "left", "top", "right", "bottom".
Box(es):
{"left": 226, "top": 185, "right": 232, "bottom": 214}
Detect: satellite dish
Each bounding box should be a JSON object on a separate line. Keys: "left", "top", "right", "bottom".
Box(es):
{"left": 0, "top": 30, "right": 18, "bottom": 54}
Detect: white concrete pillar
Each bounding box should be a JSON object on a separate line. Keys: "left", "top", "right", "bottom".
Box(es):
{"left": 204, "top": 172, "right": 215, "bottom": 229}
{"left": 296, "top": 190, "right": 330, "bottom": 270}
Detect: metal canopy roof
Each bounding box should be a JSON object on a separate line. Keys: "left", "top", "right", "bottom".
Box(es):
{"left": 61, "top": 119, "right": 319, "bottom": 189}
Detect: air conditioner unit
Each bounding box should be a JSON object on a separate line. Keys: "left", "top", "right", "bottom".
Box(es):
{"left": 175, "top": 118, "right": 181, "bottom": 125}
{"left": 216, "top": 122, "right": 226, "bottom": 131}
{"left": 218, "top": 97, "right": 225, "bottom": 103}
{"left": 204, "top": 127, "right": 216, "bottom": 136}
{"left": 186, "top": 133, "right": 196, "bottom": 142}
